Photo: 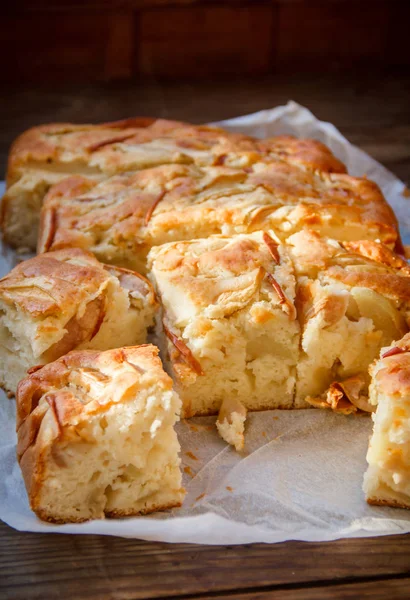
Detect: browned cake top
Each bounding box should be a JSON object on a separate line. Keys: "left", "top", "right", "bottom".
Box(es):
{"left": 37, "top": 160, "right": 400, "bottom": 262}
{"left": 373, "top": 333, "right": 410, "bottom": 397}
{"left": 16, "top": 345, "right": 171, "bottom": 458}
{"left": 6, "top": 117, "right": 346, "bottom": 187}
{"left": 288, "top": 230, "right": 410, "bottom": 305}
{"left": 0, "top": 247, "right": 154, "bottom": 319}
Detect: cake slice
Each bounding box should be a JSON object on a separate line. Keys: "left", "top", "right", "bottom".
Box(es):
{"left": 148, "top": 231, "right": 300, "bottom": 417}
{"left": 16, "top": 345, "right": 185, "bottom": 523}
{"left": 2, "top": 116, "right": 344, "bottom": 252}
{"left": 364, "top": 334, "right": 410, "bottom": 509}
{"left": 287, "top": 231, "right": 410, "bottom": 410}
{"left": 0, "top": 248, "right": 157, "bottom": 395}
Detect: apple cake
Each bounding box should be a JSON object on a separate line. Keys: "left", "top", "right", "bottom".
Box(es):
{"left": 16, "top": 345, "right": 185, "bottom": 523}
{"left": 36, "top": 161, "right": 400, "bottom": 274}
{"left": 148, "top": 231, "right": 300, "bottom": 417}
{"left": 288, "top": 231, "right": 410, "bottom": 411}
{"left": 363, "top": 334, "right": 410, "bottom": 510}
{"left": 0, "top": 248, "right": 157, "bottom": 394}
{"left": 1, "top": 117, "right": 345, "bottom": 251}
{"left": 149, "top": 230, "right": 410, "bottom": 417}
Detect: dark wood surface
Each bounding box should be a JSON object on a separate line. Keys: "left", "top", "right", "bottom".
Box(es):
{"left": 1, "top": 73, "right": 410, "bottom": 599}
{"left": 3, "top": 1, "right": 410, "bottom": 82}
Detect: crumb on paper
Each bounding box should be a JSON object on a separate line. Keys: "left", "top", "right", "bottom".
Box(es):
{"left": 226, "top": 486, "right": 234, "bottom": 492}
{"left": 402, "top": 186, "right": 410, "bottom": 198}
{"left": 262, "top": 431, "right": 267, "bottom": 437}
{"left": 272, "top": 416, "right": 279, "bottom": 420}
{"left": 183, "top": 466, "right": 194, "bottom": 477}
{"left": 182, "top": 419, "right": 199, "bottom": 432}
{"left": 195, "top": 493, "right": 206, "bottom": 502}
{"left": 185, "top": 451, "right": 198, "bottom": 461}
{"left": 216, "top": 397, "right": 247, "bottom": 452}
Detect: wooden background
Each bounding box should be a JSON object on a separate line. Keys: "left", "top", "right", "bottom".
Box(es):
{"left": 2, "top": 0, "right": 410, "bottom": 83}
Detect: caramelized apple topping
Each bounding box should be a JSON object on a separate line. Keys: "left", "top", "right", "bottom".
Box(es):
{"left": 43, "top": 295, "right": 106, "bottom": 362}
{"left": 265, "top": 273, "right": 296, "bottom": 320}
{"left": 262, "top": 232, "right": 280, "bottom": 265}
{"left": 164, "top": 324, "right": 204, "bottom": 375}
{"left": 39, "top": 207, "right": 56, "bottom": 252}
{"left": 87, "top": 133, "right": 136, "bottom": 152}
{"left": 382, "top": 346, "right": 406, "bottom": 358}
{"left": 305, "top": 293, "right": 348, "bottom": 326}
{"left": 306, "top": 376, "right": 375, "bottom": 415}
{"left": 103, "top": 264, "right": 151, "bottom": 298}
{"left": 145, "top": 191, "right": 166, "bottom": 225}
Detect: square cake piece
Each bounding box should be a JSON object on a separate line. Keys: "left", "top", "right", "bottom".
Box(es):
{"left": 2, "top": 116, "right": 344, "bottom": 252}
{"left": 37, "top": 160, "right": 401, "bottom": 274}
{"left": 17, "top": 345, "right": 185, "bottom": 523}
{"left": 287, "top": 231, "right": 410, "bottom": 411}
{"left": 363, "top": 334, "right": 410, "bottom": 509}
{"left": 0, "top": 248, "right": 157, "bottom": 394}
{"left": 148, "top": 231, "right": 300, "bottom": 417}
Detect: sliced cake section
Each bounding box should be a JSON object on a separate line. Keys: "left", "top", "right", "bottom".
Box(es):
{"left": 2, "top": 116, "right": 345, "bottom": 252}
{"left": 17, "top": 345, "right": 185, "bottom": 523}
{"left": 0, "top": 248, "right": 157, "bottom": 395}
{"left": 288, "top": 231, "right": 410, "bottom": 411}
{"left": 37, "top": 160, "right": 400, "bottom": 274}
{"left": 148, "top": 231, "right": 300, "bottom": 417}
{"left": 364, "top": 334, "right": 410, "bottom": 509}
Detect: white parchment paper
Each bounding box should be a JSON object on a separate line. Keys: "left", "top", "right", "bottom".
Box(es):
{"left": 0, "top": 101, "right": 409, "bottom": 544}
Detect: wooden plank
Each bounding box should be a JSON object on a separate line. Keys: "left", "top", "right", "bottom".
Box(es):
{"left": 202, "top": 577, "right": 410, "bottom": 599}
{"left": 137, "top": 4, "right": 276, "bottom": 78}
{"left": 1, "top": 519, "right": 410, "bottom": 599}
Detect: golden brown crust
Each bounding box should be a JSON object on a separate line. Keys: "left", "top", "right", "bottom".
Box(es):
{"left": 305, "top": 377, "right": 374, "bottom": 415}
{"left": 373, "top": 336, "right": 410, "bottom": 398}
{"left": 150, "top": 232, "right": 292, "bottom": 318}
{"left": 6, "top": 119, "right": 186, "bottom": 185}
{"left": 326, "top": 267, "right": 410, "bottom": 304}
{"left": 105, "top": 499, "right": 184, "bottom": 519}
{"left": 16, "top": 344, "right": 177, "bottom": 523}
{"left": 6, "top": 118, "right": 346, "bottom": 190}
{"left": 0, "top": 247, "right": 154, "bottom": 319}
{"left": 33, "top": 499, "right": 184, "bottom": 524}
{"left": 16, "top": 345, "right": 171, "bottom": 455}
{"left": 257, "top": 135, "right": 346, "bottom": 174}
{"left": 367, "top": 497, "right": 410, "bottom": 510}
{"left": 288, "top": 230, "right": 410, "bottom": 304}
{"left": 342, "top": 240, "right": 410, "bottom": 275}
{"left": 38, "top": 160, "right": 399, "bottom": 264}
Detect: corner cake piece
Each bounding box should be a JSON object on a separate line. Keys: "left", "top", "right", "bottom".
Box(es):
{"left": 0, "top": 248, "right": 157, "bottom": 395}
{"left": 1, "top": 117, "right": 345, "bottom": 251}
{"left": 288, "top": 231, "right": 410, "bottom": 410}
{"left": 148, "top": 231, "right": 300, "bottom": 417}
{"left": 17, "top": 345, "right": 185, "bottom": 523}
{"left": 363, "top": 334, "right": 410, "bottom": 510}
{"left": 37, "top": 160, "right": 400, "bottom": 274}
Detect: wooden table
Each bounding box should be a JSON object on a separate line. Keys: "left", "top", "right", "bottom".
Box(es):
{"left": 1, "top": 73, "right": 410, "bottom": 599}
